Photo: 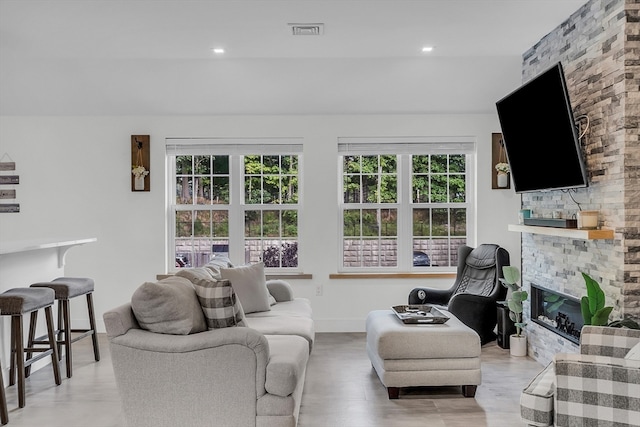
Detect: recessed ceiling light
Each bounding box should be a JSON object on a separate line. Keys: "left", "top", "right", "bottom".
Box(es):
{"left": 212, "top": 48, "right": 225, "bottom": 54}
{"left": 422, "top": 46, "right": 434, "bottom": 53}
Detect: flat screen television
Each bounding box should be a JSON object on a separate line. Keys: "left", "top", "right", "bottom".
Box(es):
{"left": 495, "top": 62, "right": 588, "bottom": 193}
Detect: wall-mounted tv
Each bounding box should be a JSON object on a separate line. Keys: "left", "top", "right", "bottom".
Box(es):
{"left": 495, "top": 62, "right": 588, "bottom": 193}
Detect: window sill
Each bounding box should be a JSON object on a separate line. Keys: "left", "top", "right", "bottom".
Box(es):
{"left": 157, "top": 272, "right": 313, "bottom": 281}
{"left": 329, "top": 272, "right": 456, "bottom": 280}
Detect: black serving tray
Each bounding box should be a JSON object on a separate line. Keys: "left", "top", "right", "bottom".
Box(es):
{"left": 391, "top": 304, "right": 450, "bottom": 324}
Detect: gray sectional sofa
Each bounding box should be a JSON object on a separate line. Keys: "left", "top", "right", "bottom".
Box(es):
{"left": 103, "top": 261, "right": 314, "bottom": 427}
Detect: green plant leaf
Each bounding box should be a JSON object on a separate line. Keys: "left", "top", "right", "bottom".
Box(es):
{"left": 581, "top": 296, "right": 592, "bottom": 325}
{"left": 546, "top": 298, "right": 565, "bottom": 313}
{"left": 508, "top": 300, "right": 523, "bottom": 314}
{"left": 502, "top": 266, "right": 520, "bottom": 286}
{"left": 582, "top": 273, "right": 605, "bottom": 314}
{"left": 592, "top": 306, "right": 613, "bottom": 326}
{"left": 544, "top": 294, "right": 560, "bottom": 303}
{"left": 512, "top": 290, "right": 528, "bottom": 303}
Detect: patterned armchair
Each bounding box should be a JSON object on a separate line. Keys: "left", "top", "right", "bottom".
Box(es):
{"left": 520, "top": 326, "right": 640, "bottom": 427}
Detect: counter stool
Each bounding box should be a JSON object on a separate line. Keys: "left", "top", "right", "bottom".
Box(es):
{"left": 30, "top": 277, "right": 100, "bottom": 378}
{"left": 0, "top": 288, "right": 61, "bottom": 408}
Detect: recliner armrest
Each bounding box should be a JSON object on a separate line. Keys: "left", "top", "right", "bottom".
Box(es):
{"left": 408, "top": 287, "right": 452, "bottom": 306}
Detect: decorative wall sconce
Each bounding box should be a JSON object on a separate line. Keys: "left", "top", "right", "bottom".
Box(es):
{"left": 131, "top": 135, "right": 150, "bottom": 192}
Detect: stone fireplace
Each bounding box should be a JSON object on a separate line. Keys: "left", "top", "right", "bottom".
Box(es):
{"left": 516, "top": 0, "right": 639, "bottom": 365}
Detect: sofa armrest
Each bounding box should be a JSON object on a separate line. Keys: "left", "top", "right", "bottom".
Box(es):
{"left": 554, "top": 353, "right": 640, "bottom": 426}
{"left": 103, "top": 302, "right": 139, "bottom": 339}
{"left": 520, "top": 362, "right": 555, "bottom": 427}
{"left": 580, "top": 325, "right": 640, "bottom": 358}
{"left": 264, "top": 335, "right": 309, "bottom": 397}
{"left": 266, "top": 279, "right": 294, "bottom": 302}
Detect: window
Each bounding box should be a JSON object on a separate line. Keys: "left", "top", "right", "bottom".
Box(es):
{"left": 167, "top": 139, "right": 302, "bottom": 271}
{"left": 338, "top": 137, "right": 475, "bottom": 271}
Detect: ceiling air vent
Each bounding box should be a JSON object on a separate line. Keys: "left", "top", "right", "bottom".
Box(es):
{"left": 288, "top": 23, "right": 324, "bottom": 36}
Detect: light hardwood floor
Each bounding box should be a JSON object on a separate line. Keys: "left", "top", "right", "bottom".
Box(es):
{"left": 1, "top": 333, "right": 544, "bottom": 426}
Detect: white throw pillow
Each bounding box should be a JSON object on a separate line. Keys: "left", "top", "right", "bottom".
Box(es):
{"left": 625, "top": 342, "right": 640, "bottom": 361}
{"left": 220, "top": 263, "right": 271, "bottom": 314}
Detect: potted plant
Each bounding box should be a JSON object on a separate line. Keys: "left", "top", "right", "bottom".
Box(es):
{"left": 495, "top": 162, "right": 510, "bottom": 188}
{"left": 499, "top": 266, "right": 528, "bottom": 356}
{"left": 132, "top": 165, "right": 149, "bottom": 191}
{"left": 580, "top": 273, "right": 613, "bottom": 326}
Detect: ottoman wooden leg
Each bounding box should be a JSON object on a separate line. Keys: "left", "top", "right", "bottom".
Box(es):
{"left": 462, "top": 385, "right": 477, "bottom": 397}
{"left": 387, "top": 387, "right": 400, "bottom": 399}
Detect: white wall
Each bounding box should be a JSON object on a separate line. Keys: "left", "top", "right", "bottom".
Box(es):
{"left": 0, "top": 114, "right": 521, "bottom": 332}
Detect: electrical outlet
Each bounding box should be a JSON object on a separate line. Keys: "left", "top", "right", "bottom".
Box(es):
{"left": 315, "top": 283, "right": 323, "bottom": 296}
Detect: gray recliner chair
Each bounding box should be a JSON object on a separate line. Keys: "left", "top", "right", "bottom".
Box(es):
{"left": 408, "top": 244, "right": 510, "bottom": 344}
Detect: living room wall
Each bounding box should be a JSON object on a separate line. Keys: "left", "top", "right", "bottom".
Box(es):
{"left": 0, "top": 113, "right": 521, "bottom": 333}
{"left": 520, "top": 0, "right": 639, "bottom": 364}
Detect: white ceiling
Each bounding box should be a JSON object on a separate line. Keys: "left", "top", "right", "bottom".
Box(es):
{"left": 0, "top": 0, "right": 587, "bottom": 115}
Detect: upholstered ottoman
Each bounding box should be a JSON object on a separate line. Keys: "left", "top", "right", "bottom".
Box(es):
{"left": 366, "top": 309, "right": 481, "bottom": 399}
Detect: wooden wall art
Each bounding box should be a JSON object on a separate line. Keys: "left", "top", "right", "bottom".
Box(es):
{"left": 131, "top": 135, "right": 150, "bottom": 192}
{"left": 491, "top": 133, "right": 511, "bottom": 190}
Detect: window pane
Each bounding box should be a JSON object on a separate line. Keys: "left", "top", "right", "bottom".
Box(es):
{"left": 449, "top": 176, "right": 466, "bottom": 203}
{"left": 449, "top": 155, "right": 466, "bottom": 173}
{"left": 430, "top": 175, "right": 448, "bottom": 202}
{"left": 343, "top": 209, "right": 361, "bottom": 237}
{"left": 361, "top": 239, "right": 378, "bottom": 267}
{"left": 245, "top": 210, "right": 261, "bottom": 237}
{"left": 244, "top": 155, "right": 261, "bottom": 174}
{"left": 176, "top": 176, "right": 193, "bottom": 204}
{"left": 212, "top": 177, "right": 229, "bottom": 203}
{"left": 380, "top": 239, "right": 398, "bottom": 267}
{"left": 412, "top": 175, "right": 429, "bottom": 203}
{"left": 451, "top": 208, "right": 467, "bottom": 236}
{"left": 282, "top": 155, "right": 298, "bottom": 174}
{"left": 176, "top": 156, "right": 192, "bottom": 174}
{"left": 413, "top": 208, "right": 430, "bottom": 236}
{"left": 282, "top": 176, "right": 298, "bottom": 203}
{"left": 380, "top": 209, "right": 397, "bottom": 237}
{"left": 263, "top": 210, "right": 280, "bottom": 237}
{"left": 263, "top": 155, "right": 280, "bottom": 170}
{"left": 245, "top": 176, "right": 262, "bottom": 204}
{"left": 361, "top": 155, "right": 378, "bottom": 173}
{"left": 430, "top": 155, "right": 447, "bottom": 173}
{"left": 282, "top": 210, "right": 297, "bottom": 238}
{"left": 343, "top": 175, "right": 361, "bottom": 203}
{"left": 212, "top": 155, "right": 229, "bottom": 174}
{"left": 262, "top": 175, "right": 280, "bottom": 204}
{"left": 195, "top": 156, "right": 211, "bottom": 174}
{"left": 193, "top": 211, "right": 211, "bottom": 237}
{"left": 176, "top": 211, "right": 193, "bottom": 237}
{"left": 344, "top": 155, "right": 360, "bottom": 173}
{"left": 413, "top": 155, "right": 429, "bottom": 173}
{"left": 343, "top": 239, "right": 362, "bottom": 267}
{"left": 194, "top": 177, "right": 211, "bottom": 205}
{"left": 432, "top": 208, "right": 449, "bottom": 236}
{"left": 212, "top": 211, "right": 229, "bottom": 237}
{"left": 362, "top": 209, "right": 379, "bottom": 236}
{"left": 362, "top": 174, "right": 377, "bottom": 203}
{"left": 380, "top": 175, "right": 397, "bottom": 203}
{"left": 380, "top": 155, "right": 397, "bottom": 174}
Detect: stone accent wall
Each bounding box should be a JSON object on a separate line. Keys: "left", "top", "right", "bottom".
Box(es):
{"left": 519, "top": 0, "right": 639, "bottom": 365}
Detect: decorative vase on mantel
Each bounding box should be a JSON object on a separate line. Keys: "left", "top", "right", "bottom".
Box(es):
{"left": 510, "top": 334, "right": 527, "bottom": 357}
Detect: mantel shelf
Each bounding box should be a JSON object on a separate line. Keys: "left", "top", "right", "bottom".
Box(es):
{"left": 508, "top": 224, "right": 614, "bottom": 240}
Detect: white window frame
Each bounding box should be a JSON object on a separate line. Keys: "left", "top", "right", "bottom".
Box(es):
{"left": 337, "top": 136, "right": 476, "bottom": 273}
{"left": 166, "top": 138, "right": 303, "bottom": 272}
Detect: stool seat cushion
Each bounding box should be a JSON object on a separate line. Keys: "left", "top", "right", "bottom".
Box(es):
{"left": 0, "top": 288, "right": 55, "bottom": 314}
{"left": 31, "top": 277, "right": 94, "bottom": 299}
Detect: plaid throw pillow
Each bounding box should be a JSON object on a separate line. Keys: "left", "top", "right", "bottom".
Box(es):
{"left": 191, "top": 277, "right": 246, "bottom": 329}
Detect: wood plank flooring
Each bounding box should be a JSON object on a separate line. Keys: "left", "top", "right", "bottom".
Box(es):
{"left": 1, "top": 332, "right": 544, "bottom": 426}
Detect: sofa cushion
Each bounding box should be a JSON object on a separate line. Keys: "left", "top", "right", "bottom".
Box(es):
{"left": 130, "top": 276, "right": 207, "bottom": 335}
{"left": 191, "top": 277, "right": 246, "bottom": 328}
{"left": 263, "top": 335, "right": 310, "bottom": 397}
{"left": 220, "top": 263, "right": 271, "bottom": 314}
{"left": 175, "top": 267, "right": 215, "bottom": 282}
{"left": 244, "top": 315, "right": 315, "bottom": 351}
{"left": 204, "top": 255, "right": 234, "bottom": 279}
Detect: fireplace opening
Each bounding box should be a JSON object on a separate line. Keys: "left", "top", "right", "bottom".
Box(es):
{"left": 530, "top": 284, "right": 583, "bottom": 344}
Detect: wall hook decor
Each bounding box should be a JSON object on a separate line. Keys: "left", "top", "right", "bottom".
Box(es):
{"left": 131, "top": 135, "right": 150, "bottom": 192}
